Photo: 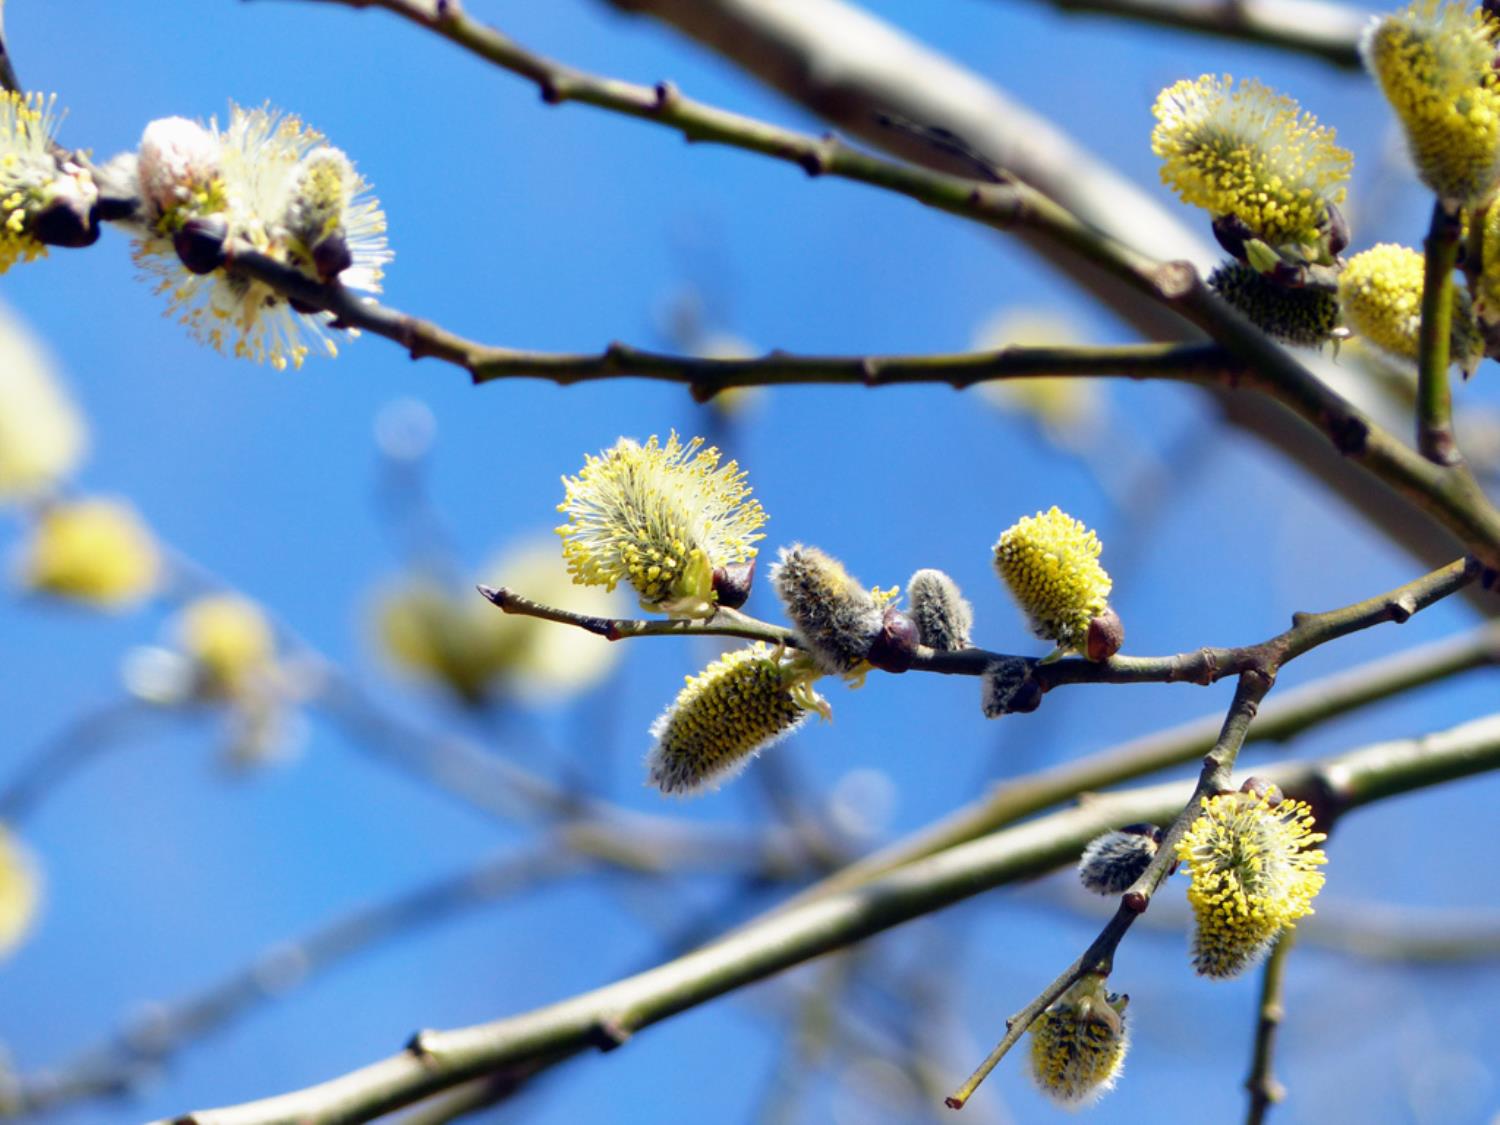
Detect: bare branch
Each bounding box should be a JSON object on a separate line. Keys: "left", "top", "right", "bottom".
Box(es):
{"left": 1244, "top": 932, "right": 1294, "bottom": 1125}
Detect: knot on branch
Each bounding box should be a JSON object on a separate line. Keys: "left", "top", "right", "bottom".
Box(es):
{"left": 1152, "top": 260, "right": 1201, "bottom": 302}
{"left": 1325, "top": 411, "right": 1370, "bottom": 456}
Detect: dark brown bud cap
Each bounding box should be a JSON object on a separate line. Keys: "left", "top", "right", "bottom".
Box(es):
{"left": 32, "top": 195, "right": 99, "bottom": 248}
{"left": 1085, "top": 607, "right": 1124, "bottom": 662}
{"left": 866, "top": 606, "right": 919, "bottom": 673}
{"left": 173, "top": 215, "right": 229, "bottom": 275}
{"left": 312, "top": 232, "right": 353, "bottom": 281}
{"left": 711, "top": 559, "right": 756, "bottom": 610}
{"left": 1212, "top": 213, "right": 1254, "bottom": 261}
{"left": 1238, "top": 776, "right": 1282, "bottom": 804}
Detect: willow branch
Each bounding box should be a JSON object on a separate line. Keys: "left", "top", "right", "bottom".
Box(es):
{"left": 0, "top": 1, "right": 20, "bottom": 96}
{"left": 1417, "top": 201, "right": 1463, "bottom": 466}
{"left": 1244, "top": 932, "right": 1294, "bottom": 1125}
{"left": 743, "top": 619, "right": 1500, "bottom": 927}
{"left": 1008, "top": 0, "right": 1364, "bottom": 69}
{"left": 158, "top": 713, "right": 1500, "bottom": 1125}
{"left": 484, "top": 558, "right": 1482, "bottom": 692}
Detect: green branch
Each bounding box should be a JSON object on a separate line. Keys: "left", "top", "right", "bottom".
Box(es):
{"left": 159, "top": 712, "right": 1500, "bottom": 1125}
{"left": 1417, "top": 201, "right": 1463, "bottom": 466}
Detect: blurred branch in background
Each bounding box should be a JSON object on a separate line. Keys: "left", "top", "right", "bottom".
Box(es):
{"left": 1000, "top": 0, "right": 1365, "bottom": 68}
{"left": 162, "top": 713, "right": 1500, "bottom": 1125}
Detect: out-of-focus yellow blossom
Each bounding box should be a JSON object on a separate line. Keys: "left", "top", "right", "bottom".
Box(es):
{"left": 1363, "top": 0, "right": 1500, "bottom": 206}
{"left": 18, "top": 498, "right": 160, "bottom": 608}
{"left": 556, "top": 433, "right": 765, "bottom": 618}
{"left": 973, "top": 310, "right": 1104, "bottom": 444}
{"left": 1152, "top": 75, "right": 1350, "bottom": 263}
{"left": 378, "top": 539, "right": 621, "bottom": 706}
{"left": 0, "top": 826, "right": 39, "bottom": 960}
{"left": 1177, "top": 786, "right": 1327, "bottom": 978}
{"left": 0, "top": 301, "right": 87, "bottom": 502}
{"left": 178, "top": 594, "right": 277, "bottom": 698}
{"left": 1339, "top": 243, "right": 1482, "bottom": 373}
{"left": 993, "top": 507, "right": 1113, "bottom": 656}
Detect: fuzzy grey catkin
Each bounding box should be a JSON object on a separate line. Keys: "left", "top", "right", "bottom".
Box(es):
{"left": 906, "top": 568, "right": 974, "bottom": 651}
{"left": 770, "top": 545, "right": 884, "bottom": 675}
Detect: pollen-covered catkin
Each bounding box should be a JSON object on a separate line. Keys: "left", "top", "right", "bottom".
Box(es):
{"left": 556, "top": 433, "right": 766, "bottom": 618}
{"left": 1028, "top": 975, "right": 1130, "bottom": 1105}
{"left": 1339, "top": 243, "right": 1482, "bottom": 373}
{"left": 646, "top": 644, "right": 825, "bottom": 795}
{"left": 1177, "top": 786, "right": 1327, "bottom": 978}
{"left": 1363, "top": 0, "right": 1500, "bottom": 206}
{"left": 993, "top": 507, "right": 1113, "bottom": 655}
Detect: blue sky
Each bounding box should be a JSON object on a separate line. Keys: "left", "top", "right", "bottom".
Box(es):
{"left": 2, "top": 2, "right": 1498, "bottom": 1123}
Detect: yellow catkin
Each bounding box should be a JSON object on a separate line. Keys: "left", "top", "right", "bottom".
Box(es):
{"left": 1339, "top": 243, "right": 1483, "bottom": 371}
{"left": 1028, "top": 975, "right": 1130, "bottom": 1105}
{"left": 557, "top": 433, "right": 765, "bottom": 618}
{"left": 647, "top": 644, "right": 824, "bottom": 795}
{"left": 178, "top": 595, "right": 277, "bottom": 697}
{"left": 993, "top": 507, "right": 1112, "bottom": 653}
{"left": 1152, "top": 75, "right": 1350, "bottom": 255}
{"left": 1363, "top": 1, "right": 1500, "bottom": 205}
{"left": 1177, "top": 789, "right": 1327, "bottom": 978}
{"left": 20, "top": 498, "right": 160, "bottom": 608}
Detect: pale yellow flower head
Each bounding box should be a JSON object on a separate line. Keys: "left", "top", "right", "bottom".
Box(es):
{"left": 1177, "top": 787, "right": 1327, "bottom": 978}
{"left": 1152, "top": 75, "right": 1350, "bottom": 260}
{"left": 0, "top": 91, "right": 96, "bottom": 274}
{"left": 556, "top": 433, "right": 766, "bottom": 618}
{"left": 0, "top": 826, "right": 40, "bottom": 960}
{"left": 993, "top": 507, "right": 1112, "bottom": 655}
{"left": 0, "top": 302, "right": 87, "bottom": 502}
{"left": 178, "top": 594, "right": 277, "bottom": 698}
{"left": 1339, "top": 242, "right": 1482, "bottom": 372}
{"left": 647, "top": 644, "right": 826, "bottom": 796}
{"left": 18, "top": 498, "right": 161, "bottom": 608}
{"left": 1028, "top": 974, "right": 1129, "bottom": 1105}
{"left": 131, "top": 104, "right": 391, "bottom": 371}
{"left": 1363, "top": 0, "right": 1500, "bottom": 206}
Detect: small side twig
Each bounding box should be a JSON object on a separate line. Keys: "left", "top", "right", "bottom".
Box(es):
{"left": 1244, "top": 931, "right": 1295, "bottom": 1125}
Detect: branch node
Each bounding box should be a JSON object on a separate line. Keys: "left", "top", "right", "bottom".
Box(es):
{"left": 589, "top": 1015, "right": 633, "bottom": 1051}
{"left": 1152, "top": 260, "right": 1199, "bottom": 302}
{"left": 1388, "top": 594, "right": 1418, "bottom": 623}
{"left": 1326, "top": 412, "right": 1370, "bottom": 457}
{"left": 859, "top": 357, "right": 879, "bottom": 386}
{"left": 1122, "top": 890, "right": 1149, "bottom": 914}
{"left": 538, "top": 76, "right": 564, "bottom": 105}
{"left": 797, "top": 133, "right": 838, "bottom": 177}
{"left": 653, "top": 81, "right": 680, "bottom": 112}
{"left": 406, "top": 1029, "right": 440, "bottom": 1062}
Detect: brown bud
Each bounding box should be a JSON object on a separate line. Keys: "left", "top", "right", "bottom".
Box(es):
{"left": 711, "top": 558, "right": 756, "bottom": 610}
{"left": 866, "top": 606, "right": 919, "bottom": 673}
{"left": 1085, "top": 607, "right": 1124, "bottom": 662}
{"left": 1239, "top": 776, "right": 1283, "bottom": 805}
{"left": 1212, "top": 212, "right": 1253, "bottom": 261}
{"left": 1323, "top": 201, "right": 1350, "bottom": 258}
{"left": 173, "top": 215, "right": 229, "bottom": 275}
{"left": 32, "top": 196, "right": 99, "bottom": 248}
{"left": 312, "top": 232, "right": 353, "bottom": 281}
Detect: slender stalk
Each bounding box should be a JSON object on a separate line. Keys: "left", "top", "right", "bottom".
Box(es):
{"left": 0, "top": 1, "right": 21, "bottom": 96}
{"left": 1416, "top": 201, "right": 1463, "bottom": 466}
{"left": 158, "top": 713, "right": 1500, "bottom": 1125}
{"left": 1244, "top": 932, "right": 1294, "bottom": 1125}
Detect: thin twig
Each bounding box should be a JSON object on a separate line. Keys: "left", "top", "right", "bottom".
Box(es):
{"left": 1244, "top": 931, "right": 1294, "bottom": 1125}
{"left": 158, "top": 712, "right": 1500, "bottom": 1125}
{"left": 0, "top": 0, "right": 22, "bottom": 96}
{"left": 1416, "top": 200, "right": 1463, "bottom": 466}
{"left": 484, "top": 557, "right": 1482, "bottom": 693}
